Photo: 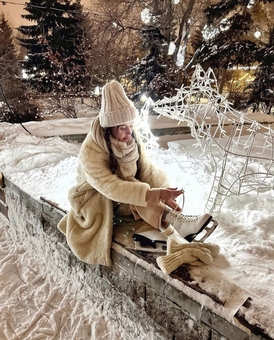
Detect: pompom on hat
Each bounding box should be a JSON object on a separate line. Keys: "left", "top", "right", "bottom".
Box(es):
{"left": 99, "top": 80, "right": 138, "bottom": 128}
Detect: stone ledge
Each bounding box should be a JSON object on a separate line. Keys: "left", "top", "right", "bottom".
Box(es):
{"left": 1, "top": 175, "right": 272, "bottom": 340}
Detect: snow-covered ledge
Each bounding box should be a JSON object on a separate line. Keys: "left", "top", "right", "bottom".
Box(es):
{"left": 1, "top": 174, "right": 273, "bottom": 340}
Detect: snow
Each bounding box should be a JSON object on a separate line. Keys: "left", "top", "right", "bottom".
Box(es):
{"left": 1, "top": 115, "right": 274, "bottom": 338}
{"left": 0, "top": 213, "right": 126, "bottom": 339}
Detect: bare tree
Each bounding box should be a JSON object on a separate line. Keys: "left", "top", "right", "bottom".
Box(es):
{"left": 83, "top": 0, "right": 214, "bottom": 91}
{"left": 84, "top": 0, "right": 144, "bottom": 88}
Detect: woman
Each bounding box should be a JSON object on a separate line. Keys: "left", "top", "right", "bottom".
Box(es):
{"left": 58, "top": 80, "right": 212, "bottom": 266}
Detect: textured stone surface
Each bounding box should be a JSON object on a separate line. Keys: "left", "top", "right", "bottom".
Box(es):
{"left": 0, "top": 197, "right": 8, "bottom": 218}
{"left": 134, "top": 261, "right": 166, "bottom": 295}
{"left": 146, "top": 285, "right": 211, "bottom": 340}
{"left": 102, "top": 264, "right": 146, "bottom": 309}
{"left": 111, "top": 247, "right": 135, "bottom": 275}
{"left": 164, "top": 281, "right": 202, "bottom": 319}
{"left": 202, "top": 307, "right": 249, "bottom": 340}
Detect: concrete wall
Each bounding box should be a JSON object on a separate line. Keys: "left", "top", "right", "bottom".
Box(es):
{"left": 0, "top": 175, "right": 271, "bottom": 340}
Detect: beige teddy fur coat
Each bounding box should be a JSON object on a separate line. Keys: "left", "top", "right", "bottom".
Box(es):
{"left": 57, "top": 116, "right": 169, "bottom": 266}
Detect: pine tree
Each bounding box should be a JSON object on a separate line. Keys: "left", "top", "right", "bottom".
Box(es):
{"left": 127, "top": 7, "right": 180, "bottom": 104}
{"left": 17, "top": 0, "right": 90, "bottom": 94}
{"left": 196, "top": 0, "right": 262, "bottom": 70}
{"left": 247, "top": 28, "right": 274, "bottom": 114}
{"left": 192, "top": 0, "right": 274, "bottom": 102}
{"left": 0, "top": 12, "right": 17, "bottom": 79}
{"left": 127, "top": 25, "right": 170, "bottom": 102}
{"left": 0, "top": 13, "right": 39, "bottom": 123}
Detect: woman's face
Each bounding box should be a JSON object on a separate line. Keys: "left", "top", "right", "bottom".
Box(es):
{"left": 111, "top": 123, "right": 134, "bottom": 143}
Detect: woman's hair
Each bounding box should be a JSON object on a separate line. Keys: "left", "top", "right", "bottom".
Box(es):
{"left": 104, "top": 126, "right": 141, "bottom": 177}
{"left": 104, "top": 127, "right": 118, "bottom": 173}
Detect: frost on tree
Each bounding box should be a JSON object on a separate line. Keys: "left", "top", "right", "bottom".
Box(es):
{"left": 149, "top": 65, "right": 274, "bottom": 213}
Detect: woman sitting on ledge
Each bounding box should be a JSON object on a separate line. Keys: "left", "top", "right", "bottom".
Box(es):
{"left": 58, "top": 80, "right": 213, "bottom": 266}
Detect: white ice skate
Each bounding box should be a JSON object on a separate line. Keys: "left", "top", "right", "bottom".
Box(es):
{"left": 133, "top": 191, "right": 218, "bottom": 252}
{"left": 163, "top": 210, "right": 218, "bottom": 243}
{"left": 133, "top": 213, "right": 218, "bottom": 252}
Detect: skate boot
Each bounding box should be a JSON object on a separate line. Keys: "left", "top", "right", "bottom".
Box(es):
{"left": 163, "top": 210, "right": 214, "bottom": 243}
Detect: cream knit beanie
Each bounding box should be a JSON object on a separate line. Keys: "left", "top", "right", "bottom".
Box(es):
{"left": 99, "top": 80, "right": 138, "bottom": 128}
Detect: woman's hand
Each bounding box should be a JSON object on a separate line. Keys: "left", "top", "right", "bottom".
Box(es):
{"left": 160, "top": 188, "right": 184, "bottom": 211}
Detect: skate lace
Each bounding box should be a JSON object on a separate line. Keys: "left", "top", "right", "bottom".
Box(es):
{"left": 168, "top": 210, "right": 199, "bottom": 223}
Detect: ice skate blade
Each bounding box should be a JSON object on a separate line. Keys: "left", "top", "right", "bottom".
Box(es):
{"left": 165, "top": 219, "right": 218, "bottom": 245}
{"left": 133, "top": 241, "right": 167, "bottom": 253}
{"left": 184, "top": 215, "right": 213, "bottom": 242}
{"left": 192, "top": 219, "right": 218, "bottom": 243}
{"left": 133, "top": 230, "right": 167, "bottom": 253}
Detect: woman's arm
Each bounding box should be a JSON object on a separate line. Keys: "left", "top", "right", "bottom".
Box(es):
{"left": 79, "top": 137, "right": 150, "bottom": 207}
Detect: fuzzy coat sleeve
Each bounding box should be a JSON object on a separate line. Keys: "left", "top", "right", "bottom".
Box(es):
{"left": 57, "top": 182, "right": 113, "bottom": 266}
{"left": 79, "top": 133, "right": 151, "bottom": 207}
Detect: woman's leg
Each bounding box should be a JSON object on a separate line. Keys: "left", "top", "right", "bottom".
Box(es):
{"left": 130, "top": 201, "right": 166, "bottom": 229}
{"left": 130, "top": 202, "right": 213, "bottom": 243}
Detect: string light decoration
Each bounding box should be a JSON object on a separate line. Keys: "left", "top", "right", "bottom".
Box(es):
{"left": 151, "top": 64, "right": 274, "bottom": 213}
{"left": 135, "top": 97, "right": 159, "bottom": 150}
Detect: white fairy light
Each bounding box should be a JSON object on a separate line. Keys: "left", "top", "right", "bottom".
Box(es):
{"left": 21, "top": 69, "right": 28, "bottom": 79}
{"left": 94, "top": 86, "right": 100, "bottom": 96}
{"left": 168, "top": 41, "right": 175, "bottom": 55}
{"left": 137, "top": 97, "right": 159, "bottom": 150}
{"left": 140, "top": 92, "right": 148, "bottom": 102}
{"left": 141, "top": 8, "right": 151, "bottom": 24}
{"left": 254, "top": 30, "right": 261, "bottom": 39}
{"left": 202, "top": 24, "right": 219, "bottom": 41}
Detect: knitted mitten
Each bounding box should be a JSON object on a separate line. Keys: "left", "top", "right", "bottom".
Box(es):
{"left": 156, "top": 248, "right": 213, "bottom": 274}
{"left": 167, "top": 238, "right": 220, "bottom": 257}
{"left": 156, "top": 239, "right": 220, "bottom": 275}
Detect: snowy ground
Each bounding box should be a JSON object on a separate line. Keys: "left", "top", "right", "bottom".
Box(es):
{"left": 0, "top": 213, "right": 126, "bottom": 339}
{"left": 1, "top": 114, "right": 274, "bottom": 338}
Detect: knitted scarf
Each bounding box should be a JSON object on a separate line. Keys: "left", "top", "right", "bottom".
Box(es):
{"left": 109, "top": 135, "right": 139, "bottom": 180}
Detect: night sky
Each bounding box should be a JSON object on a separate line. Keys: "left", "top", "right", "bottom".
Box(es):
{"left": 1, "top": 0, "right": 90, "bottom": 27}
{"left": 1, "top": 0, "right": 28, "bottom": 27}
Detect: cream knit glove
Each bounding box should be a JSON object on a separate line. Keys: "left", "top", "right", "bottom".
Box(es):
{"left": 167, "top": 238, "right": 220, "bottom": 257}
{"left": 156, "top": 239, "right": 220, "bottom": 275}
